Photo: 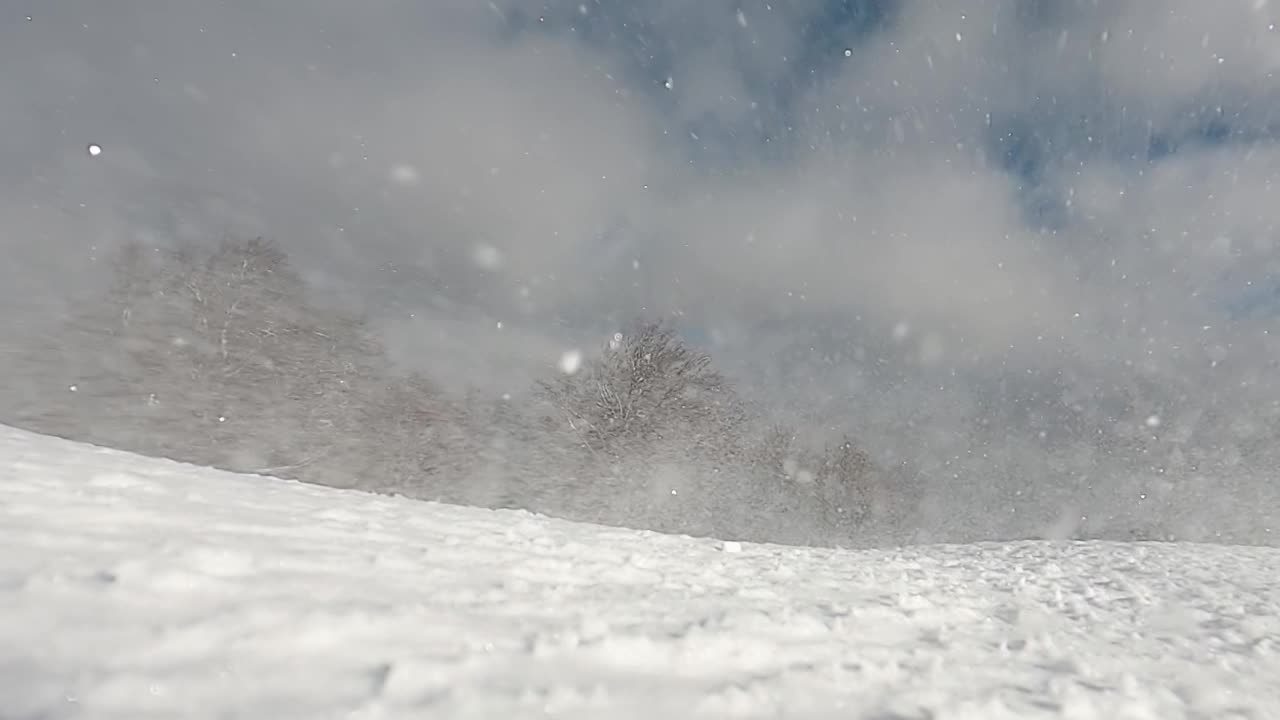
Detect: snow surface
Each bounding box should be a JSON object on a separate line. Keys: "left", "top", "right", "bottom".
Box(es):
{"left": 2, "top": 425, "right": 1278, "bottom": 720}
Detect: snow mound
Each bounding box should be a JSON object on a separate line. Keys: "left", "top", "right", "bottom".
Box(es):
{"left": 2, "top": 425, "right": 1278, "bottom": 719}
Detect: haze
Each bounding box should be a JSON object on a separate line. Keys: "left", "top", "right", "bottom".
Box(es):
{"left": 3, "top": 1, "right": 1278, "bottom": 545}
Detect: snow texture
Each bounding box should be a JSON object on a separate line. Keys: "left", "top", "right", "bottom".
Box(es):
{"left": 2, "top": 425, "right": 1278, "bottom": 719}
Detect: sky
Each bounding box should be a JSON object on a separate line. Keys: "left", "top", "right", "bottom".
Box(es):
{"left": 4, "top": 1, "right": 1279, "bottom": 540}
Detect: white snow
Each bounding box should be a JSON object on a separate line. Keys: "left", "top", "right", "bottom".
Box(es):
{"left": 2, "top": 424, "right": 1278, "bottom": 720}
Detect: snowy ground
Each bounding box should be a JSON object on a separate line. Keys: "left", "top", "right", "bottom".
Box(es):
{"left": 2, "top": 425, "right": 1278, "bottom": 720}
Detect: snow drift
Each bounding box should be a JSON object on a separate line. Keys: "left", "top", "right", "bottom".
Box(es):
{"left": 2, "top": 424, "right": 1278, "bottom": 719}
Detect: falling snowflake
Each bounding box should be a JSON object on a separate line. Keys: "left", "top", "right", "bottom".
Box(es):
{"left": 472, "top": 243, "right": 503, "bottom": 270}
{"left": 389, "top": 164, "right": 420, "bottom": 185}
{"left": 558, "top": 350, "right": 583, "bottom": 375}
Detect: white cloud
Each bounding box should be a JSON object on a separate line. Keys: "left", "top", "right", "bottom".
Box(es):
{"left": 6, "top": 0, "right": 1280, "bottom": 529}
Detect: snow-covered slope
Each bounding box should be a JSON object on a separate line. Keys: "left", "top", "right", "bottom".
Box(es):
{"left": 2, "top": 425, "right": 1278, "bottom": 720}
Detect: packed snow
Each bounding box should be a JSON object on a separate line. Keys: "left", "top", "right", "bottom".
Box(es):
{"left": 2, "top": 425, "right": 1278, "bottom": 720}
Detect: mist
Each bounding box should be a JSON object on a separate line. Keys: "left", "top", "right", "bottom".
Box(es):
{"left": 3, "top": 1, "right": 1278, "bottom": 546}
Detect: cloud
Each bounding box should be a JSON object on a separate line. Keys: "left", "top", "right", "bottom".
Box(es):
{"left": 655, "top": 146, "right": 1076, "bottom": 354}
{"left": 6, "top": 0, "right": 1280, "bottom": 541}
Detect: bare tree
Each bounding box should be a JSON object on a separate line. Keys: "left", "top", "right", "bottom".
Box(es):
{"left": 537, "top": 318, "right": 746, "bottom": 458}
{"left": 7, "top": 240, "right": 921, "bottom": 548}
{"left": 811, "top": 437, "right": 876, "bottom": 535}
{"left": 12, "top": 237, "right": 388, "bottom": 483}
{"left": 355, "top": 373, "right": 461, "bottom": 496}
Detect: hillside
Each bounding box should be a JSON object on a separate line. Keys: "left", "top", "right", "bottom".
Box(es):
{"left": 2, "top": 425, "right": 1278, "bottom": 719}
